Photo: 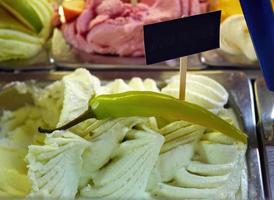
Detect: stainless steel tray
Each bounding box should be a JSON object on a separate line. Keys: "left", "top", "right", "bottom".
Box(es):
{"left": 255, "top": 77, "right": 274, "bottom": 199}
{"left": 0, "top": 70, "right": 265, "bottom": 199}
{"left": 201, "top": 49, "right": 259, "bottom": 69}
{"left": 0, "top": 46, "right": 53, "bottom": 72}
{"left": 51, "top": 36, "right": 206, "bottom": 70}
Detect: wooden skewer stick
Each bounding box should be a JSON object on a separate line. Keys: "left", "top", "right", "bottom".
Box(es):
{"left": 179, "top": 56, "right": 188, "bottom": 100}
{"left": 131, "top": 0, "right": 138, "bottom": 6}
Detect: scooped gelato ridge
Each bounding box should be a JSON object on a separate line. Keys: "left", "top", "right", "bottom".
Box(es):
{"left": 0, "top": 69, "right": 247, "bottom": 199}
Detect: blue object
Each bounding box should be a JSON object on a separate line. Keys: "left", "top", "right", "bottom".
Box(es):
{"left": 240, "top": 0, "right": 274, "bottom": 90}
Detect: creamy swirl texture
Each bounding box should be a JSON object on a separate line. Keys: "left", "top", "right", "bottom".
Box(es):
{"left": 162, "top": 74, "right": 229, "bottom": 114}
{"left": 147, "top": 117, "right": 247, "bottom": 200}
{"left": 0, "top": 70, "right": 247, "bottom": 200}
{"left": 220, "top": 14, "right": 257, "bottom": 62}
{"left": 0, "top": 0, "right": 53, "bottom": 61}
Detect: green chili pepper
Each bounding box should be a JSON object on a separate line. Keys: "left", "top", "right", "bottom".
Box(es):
{"left": 39, "top": 91, "right": 247, "bottom": 144}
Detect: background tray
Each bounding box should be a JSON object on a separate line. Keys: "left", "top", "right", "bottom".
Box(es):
{"left": 201, "top": 49, "right": 259, "bottom": 69}
{"left": 255, "top": 77, "right": 274, "bottom": 199}
{"left": 0, "top": 70, "right": 265, "bottom": 199}
{"left": 53, "top": 53, "right": 205, "bottom": 71}
{"left": 50, "top": 31, "right": 206, "bottom": 71}
{"left": 0, "top": 43, "right": 54, "bottom": 72}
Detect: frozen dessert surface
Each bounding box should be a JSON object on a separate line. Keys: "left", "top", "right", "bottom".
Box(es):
{"left": 220, "top": 15, "right": 257, "bottom": 62}
{"left": 162, "top": 74, "right": 229, "bottom": 114}
{"left": 210, "top": 0, "right": 274, "bottom": 21}
{"left": 62, "top": 0, "right": 208, "bottom": 56}
{"left": 0, "top": 69, "right": 247, "bottom": 199}
{"left": 0, "top": 0, "right": 53, "bottom": 61}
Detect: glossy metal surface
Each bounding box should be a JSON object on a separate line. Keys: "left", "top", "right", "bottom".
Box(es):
{"left": 0, "top": 70, "right": 265, "bottom": 199}
{"left": 201, "top": 49, "right": 259, "bottom": 68}
{"left": 0, "top": 48, "right": 53, "bottom": 72}
{"left": 51, "top": 40, "right": 206, "bottom": 70}
{"left": 255, "top": 77, "right": 274, "bottom": 200}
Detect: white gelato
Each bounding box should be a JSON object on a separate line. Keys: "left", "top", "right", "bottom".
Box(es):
{"left": 37, "top": 68, "right": 100, "bottom": 128}
{"left": 26, "top": 131, "right": 89, "bottom": 200}
{"left": 0, "top": 69, "right": 247, "bottom": 200}
{"left": 98, "top": 77, "right": 159, "bottom": 95}
{"left": 144, "top": 108, "right": 247, "bottom": 200}
{"left": 80, "top": 119, "right": 164, "bottom": 200}
{"left": 162, "top": 74, "right": 229, "bottom": 114}
{"left": 220, "top": 14, "right": 257, "bottom": 62}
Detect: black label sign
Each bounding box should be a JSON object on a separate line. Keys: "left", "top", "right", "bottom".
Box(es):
{"left": 144, "top": 11, "right": 221, "bottom": 65}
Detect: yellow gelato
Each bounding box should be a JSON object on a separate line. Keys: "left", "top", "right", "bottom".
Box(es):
{"left": 210, "top": 0, "right": 274, "bottom": 21}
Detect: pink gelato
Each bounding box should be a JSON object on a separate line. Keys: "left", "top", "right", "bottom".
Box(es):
{"left": 62, "top": 0, "right": 208, "bottom": 57}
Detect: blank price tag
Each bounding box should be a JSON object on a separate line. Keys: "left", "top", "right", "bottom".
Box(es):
{"left": 144, "top": 11, "right": 221, "bottom": 65}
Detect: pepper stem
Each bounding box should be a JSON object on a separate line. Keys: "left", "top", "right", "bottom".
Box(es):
{"left": 38, "top": 110, "right": 93, "bottom": 134}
